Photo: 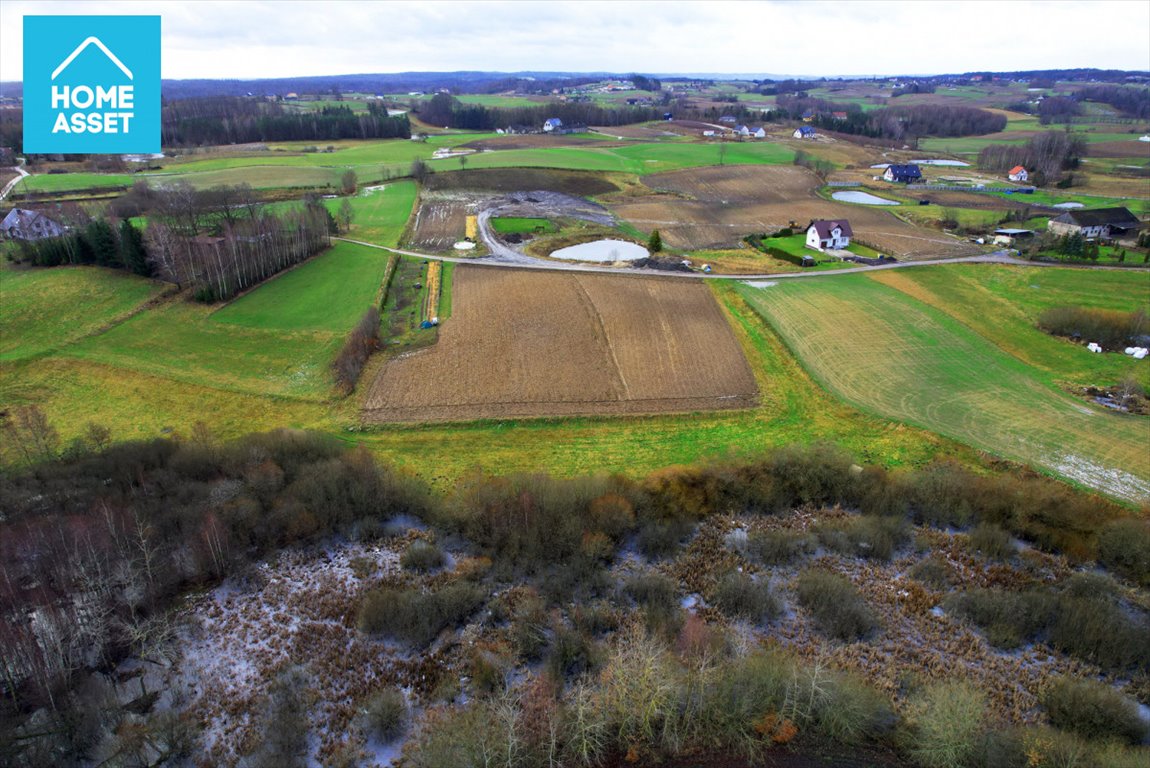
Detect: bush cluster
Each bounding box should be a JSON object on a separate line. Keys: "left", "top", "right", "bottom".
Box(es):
{"left": 795, "top": 569, "right": 879, "bottom": 641}
{"left": 358, "top": 581, "right": 487, "bottom": 647}
{"left": 1037, "top": 305, "right": 1148, "bottom": 350}
{"left": 711, "top": 572, "right": 781, "bottom": 624}
{"left": 333, "top": 307, "right": 382, "bottom": 395}
{"left": 1041, "top": 677, "right": 1147, "bottom": 745}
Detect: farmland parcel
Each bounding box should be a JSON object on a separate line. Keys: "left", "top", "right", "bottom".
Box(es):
{"left": 364, "top": 266, "right": 758, "bottom": 422}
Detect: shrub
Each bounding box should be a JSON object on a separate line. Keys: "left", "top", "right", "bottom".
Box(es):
{"left": 1041, "top": 677, "right": 1147, "bottom": 745}
{"left": 795, "top": 569, "right": 878, "bottom": 641}
{"left": 1048, "top": 594, "right": 1150, "bottom": 671}
{"left": 943, "top": 588, "right": 1057, "bottom": 650}
{"left": 1098, "top": 518, "right": 1150, "bottom": 586}
{"left": 815, "top": 514, "right": 909, "bottom": 561}
{"left": 624, "top": 573, "right": 682, "bottom": 636}
{"left": 1037, "top": 306, "right": 1148, "bottom": 350}
{"left": 748, "top": 528, "right": 816, "bottom": 565}
{"left": 635, "top": 518, "right": 693, "bottom": 560}
{"left": 967, "top": 523, "right": 1015, "bottom": 560}
{"left": 400, "top": 540, "right": 446, "bottom": 572}
{"left": 363, "top": 687, "right": 408, "bottom": 742}
{"left": 546, "top": 623, "right": 600, "bottom": 683}
{"left": 712, "top": 572, "right": 781, "bottom": 624}
{"left": 358, "top": 582, "right": 487, "bottom": 647}
{"left": 904, "top": 681, "right": 987, "bottom": 768}
{"left": 909, "top": 556, "right": 956, "bottom": 590}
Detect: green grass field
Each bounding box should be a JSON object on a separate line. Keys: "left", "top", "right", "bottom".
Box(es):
{"left": 739, "top": 271, "right": 1150, "bottom": 501}
{"left": 0, "top": 267, "right": 168, "bottom": 361}
{"left": 213, "top": 241, "right": 392, "bottom": 332}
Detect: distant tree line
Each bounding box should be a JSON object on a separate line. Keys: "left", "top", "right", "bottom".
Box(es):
{"left": 417, "top": 93, "right": 666, "bottom": 130}
{"left": 890, "top": 82, "right": 936, "bottom": 97}
{"left": 775, "top": 97, "right": 1005, "bottom": 142}
{"left": 160, "top": 97, "right": 410, "bottom": 146}
{"left": 977, "top": 131, "right": 1087, "bottom": 185}
{"left": 1074, "top": 85, "right": 1150, "bottom": 119}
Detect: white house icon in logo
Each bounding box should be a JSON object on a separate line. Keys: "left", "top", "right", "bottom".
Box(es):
{"left": 52, "top": 36, "right": 133, "bottom": 80}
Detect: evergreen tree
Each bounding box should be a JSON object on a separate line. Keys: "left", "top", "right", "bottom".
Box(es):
{"left": 119, "top": 220, "right": 152, "bottom": 276}
{"left": 648, "top": 229, "right": 663, "bottom": 253}
{"left": 85, "top": 220, "right": 119, "bottom": 266}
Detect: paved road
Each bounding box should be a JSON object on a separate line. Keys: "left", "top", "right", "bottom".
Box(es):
{"left": 335, "top": 237, "right": 1142, "bottom": 281}
{"left": 0, "top": 160, "right": 29, "bottom": 203}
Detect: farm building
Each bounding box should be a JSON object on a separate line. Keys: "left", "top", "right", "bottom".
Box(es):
{"left": 751, "top": 126, "right": 767, "bottom": 138}
{"left": 718, "top": 115, "right": 737, "bottom": 124}
{"left": 793, "top": 126, "right": 817, "bottom": 139}
{"left": 1, "top": 208, "right": 65, "bottom": 240}
{"left": 735, "top": 125, "right": 751, "bottom": 137}
{"left": 992, "top": 228, "right": 1035, "bottom": 245}
{"left": 801, "top": 109, "right": 815, "bottom": 122}
{"left": 806, "top": 219, "right": 853, "bottom": 251}
{"left": 883, "top": 164, "right": 923, "bottom": 183}
{"left": 1008, "top": 165, "right": 1029, "bottom": 182}
{"left": 1047, "top": 207, "right": 1142, "bottom": 240}
{"left": 543, "top": 118, "right": 563, "bottom": 132}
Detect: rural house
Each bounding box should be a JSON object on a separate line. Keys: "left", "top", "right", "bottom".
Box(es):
{"left": 806, "top": 219, "right": 853, "bottom": 251}
{"left": 543, "top": 118, "right": 563, "bottom": 132}
{"left": 793, "top": 126, "right": 816, "bottom": 139}
{"left": 2, "top": 208, "right": 65, "bottom": 240}
{"left": 1047, "top": 207, "right": 1142, "bottom": 240}
{"left": 883, "top": 164, "right": 922, "bottom": 183}
{"left": 751, "top": 126, "right": 767, "bottom": 139}
{"left": 1008, "top": 165, "right": 1028, "bottom": 182}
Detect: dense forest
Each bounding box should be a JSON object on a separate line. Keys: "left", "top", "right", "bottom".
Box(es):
{"left": 775, "top": 96, "right": 1008, "bottom": 143}
{"left": 160, "top": 98, "right": 410, "bottom": 146}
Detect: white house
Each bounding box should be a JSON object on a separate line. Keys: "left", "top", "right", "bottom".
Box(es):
{"left": 543, "top": 118, "right": 563, "bottom": 132}
{"left": 793, "top": 126, "right": 816, "bottom": 139}
{"left": 1008, "top": 165, "right": 1028, "bottom": 182}
{"left": 751, "top": 126, "right": 767, "bottom": 139}
{"left": 2, "top": 208, "right": 65, "bottom": 240}
{"left": 806, "top": 219, "right": 853, "bottom": 251}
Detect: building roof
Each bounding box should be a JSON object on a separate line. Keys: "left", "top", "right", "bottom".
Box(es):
{"left": 1009, "top": 165, "right": 1026, "bottom": 174}
{"left": 795, "top": 126, "right": 816, "bottom": 136}
{"left": 544, "top": 117, "right": 563, "bottom": 126}
{"left": 2, "top": 208, "right": 61, "bottom": 231}
{"left": 808, "top": 219, "right": 854, "bottom": 239}
{"left": 1053, "top": 207, "right": 1140, "bottom": 228}
{"left": 885, "top": 164, "right": 922, "bottom": 177}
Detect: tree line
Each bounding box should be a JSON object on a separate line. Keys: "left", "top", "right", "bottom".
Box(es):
{"left": 417, "top": 93, "right": 667, "bottom": 130}
{"left": 13, "top": 182, "right": 337, "bottom": 303}
{"left": 977, "top": 131, "right": 1087, "bottom": 185}
{"left": 160, "top": 97, "right": 411, "bottom": 146}
{"left": 775, "top": 96, "right": 1006, "bottom": 142}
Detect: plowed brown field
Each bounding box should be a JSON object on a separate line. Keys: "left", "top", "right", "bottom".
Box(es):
{"left": 616, "top": 165, "right": 980, "bottom": 258}
{"left": 363, "top": 266, "right": 758, "bottom": 422}
{"left": 407, "top": 199, "right": 468, "bottom": 251}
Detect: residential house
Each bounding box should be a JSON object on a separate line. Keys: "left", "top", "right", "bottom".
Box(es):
{"left": 718, "top": 115, "right": 737, "bottom": 124}
{"left": 1047, "top": 207, "right": 1142, "bottom": 240}
{"left": 751, "top": 126, "right": 767, "bottom": 139}
{"left": 801, "top": 109, "right": 815, "bottom": 122}
{"left": 832, "top": 111, "right": 848, "bottom": 121}
{"left": 806, "top": 219, "right": 853, "bottom": 251}
{"left": 543, "top": 118, "right": 563, "bottom": 133}
{"left": 2, "top": 208, "right": 65, "bottom": 240}
{"left": 735, "top": 125, "right": 751, "bottom": 137}
{"left": 793, "top": 126, "right": 817, "bottom": 139}
{"left": 1008, "top": 165, "right": 1028, "bottom": 182}
{"left": 883, "top": 164, "right": 923, "bottom": 183}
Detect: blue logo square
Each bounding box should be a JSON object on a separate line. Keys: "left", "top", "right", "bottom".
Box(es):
{"left": 23, "top": 15, "right": 161, "bottom": 154}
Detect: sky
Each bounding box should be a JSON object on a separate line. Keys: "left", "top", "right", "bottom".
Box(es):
{"left": 2, "top": 0, "right": 1148, "bottom": 81}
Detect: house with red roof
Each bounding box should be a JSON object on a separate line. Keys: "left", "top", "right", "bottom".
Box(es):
{"left": 1008, "top": 165, "right": 1028, "bottom": 182}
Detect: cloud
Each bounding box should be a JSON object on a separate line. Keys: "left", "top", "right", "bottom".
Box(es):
{"left": 1, "top": 0, "right": 1147, "bottom": 81}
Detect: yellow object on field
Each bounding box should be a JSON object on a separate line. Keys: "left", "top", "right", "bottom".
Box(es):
{"left": 423, "top": 261, "right": 442, "bottom": 323}
{"left": 465, "top": 215, "right": 478, "bottom": 240}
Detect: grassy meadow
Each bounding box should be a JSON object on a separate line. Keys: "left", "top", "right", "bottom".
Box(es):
{"left": 738, "top": 269, "right": 1150, "bottom": 501}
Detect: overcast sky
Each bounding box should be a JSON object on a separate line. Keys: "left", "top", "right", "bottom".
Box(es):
{"left": 2, "top": 0, "right": 1148, "bottom": 81}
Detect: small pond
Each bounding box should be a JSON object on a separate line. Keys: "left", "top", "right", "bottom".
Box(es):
{"left": 1053, "top": 202, "right": 1085, "bottom": 209}
{"left": 550, "top": 239, "right": 648, "bottom": 262}
{"left": 832, "top": 190, "right": 900, "bottom": 206}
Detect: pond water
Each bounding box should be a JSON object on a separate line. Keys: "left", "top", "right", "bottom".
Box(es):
{"left": 911, "top": 159, "right": 970, "bottom": 166}
{"left": 550, "top": 239, "right": 648, "bottom": 262}
{"left": 1053, "top": 202, "right": 1085, "bottom": 209}
{"left": 832, "top": 190, "right": 900, "bottom": 206}
{"left": 122, "top": 153, "right": 164, "bottom": 162}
